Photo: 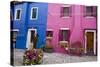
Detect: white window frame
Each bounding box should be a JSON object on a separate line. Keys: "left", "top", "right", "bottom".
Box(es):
{"left": 30, "top": 7, "right": 38, "bottom": 20}
{"left": 14, "top": 8, "right": 22, "bottom": 20}
{"left": 85, "top": 30, "right": 96, "bottom": 55}
{"left": 11, "top": 29, "right": 19, "bottom": 42}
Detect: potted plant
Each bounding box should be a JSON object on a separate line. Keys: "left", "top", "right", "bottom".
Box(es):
{"left": 23, "top": 48, "right": 43, "bottom": 65}
{"left": 59, "top": 41, "right": 69, "bottom": 48}
{"left": 69, "top": 41, "right": 84, "bottom": 56}
{"left": 23, "top": 34, "right": 43, "bottom": 65}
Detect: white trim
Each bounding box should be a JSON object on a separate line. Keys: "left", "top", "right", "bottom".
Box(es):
{"left": 62, "top": 5, "right": 71, "bottom": 7}
{"left": 14, "top": 8, "right": 22, "bottom": 20}
{"left": 28, "top": 29, "right": 37, "bottom": 34}
{"left": 11, "top": 29, "right": 19, "bottom": 31}
{"left": 11, "top": 29, "right": 19, "bottom": 44}
{"left": 85, "top": 16, "right": 95, "bottom": 18}
{"left": 30, "top": 7, "right": 38, "bottom": 20}
{"left": 46, "top": 37, "right": 52, "bottom": 40}
{"left": 29, "top": 28, "right": 37, "bottom": 35}
{"left": 60, "top": 28, "right": 70, "bottom": 30}
{"left": 47, "top": 29, "right": 53, "bottom": 31}
{"left": 61, "top": 17, "right": 70, "bottom": 18}
{"left": 85, "top": 30, "right": 96, "bottom": 55}
{"left": 26, "top": 28, "right": 37, "bottom": 49}
{"left": 59, "top": 41, "right": 68, "bottom": 44}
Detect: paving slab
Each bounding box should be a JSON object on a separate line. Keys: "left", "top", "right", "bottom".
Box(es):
{"left": 14, "top": 49, "right": 97, "bottom": 66}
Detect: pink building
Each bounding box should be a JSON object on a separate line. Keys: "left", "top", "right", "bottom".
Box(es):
{"left": 46, "top": 3, "right": 97, "bottom": 55}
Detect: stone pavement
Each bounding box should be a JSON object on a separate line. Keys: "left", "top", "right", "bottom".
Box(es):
{"left": 14, "top": 49, "right": 97, "bottom": 66}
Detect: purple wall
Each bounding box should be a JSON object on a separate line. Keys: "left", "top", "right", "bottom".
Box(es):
{"left": 47, "top": 3, "right": 97, "bottom": 53}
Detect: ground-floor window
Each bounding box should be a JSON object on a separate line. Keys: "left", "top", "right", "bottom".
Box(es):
{"left": 59, "top": 29, "right": 70, "bottom": 41}
{"left": 11, "top": 30, "right": 19, "bottom": 44}
{"left": 46, "top": 30, "right": 53, "bottom": 37}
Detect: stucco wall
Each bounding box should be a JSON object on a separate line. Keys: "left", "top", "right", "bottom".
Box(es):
{"left": 47, "top": 4, "right": 97, "bottom": 53}
{"left": 12, "top": 2, "right": 48, "bottom": 49}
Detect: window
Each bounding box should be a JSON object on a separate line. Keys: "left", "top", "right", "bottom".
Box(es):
{"left": 30, "top": 7, "right": 38, "bottom": 20}
{"left": 59, "top": 29, "right": 70, "bottom": 41}
{"left": 10, "top": 10, "right": 13, "bottom": 21}
{"left": 46, "top": 31, "right": 53, "bottom": 37}
{"left": 11, "top": 30, "right": 18, "bottom": 43}
{"left": 15, "top": 9, "right": 21, "bottom": 20}
{"left": 85, "top": 6, "right": 95, "bottom": 17}
{"left": 60, "top": 6, "right": 71, "bottom": 17}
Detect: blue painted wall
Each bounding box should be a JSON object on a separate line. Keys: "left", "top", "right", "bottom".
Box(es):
{"left": 12, "top": 2, "right": 48, "bottom": 49}
{"left": 27, "top": 2, "right": 48, "bottom": 48}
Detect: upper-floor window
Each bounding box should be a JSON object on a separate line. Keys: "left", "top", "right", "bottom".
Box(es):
{"left": 30, "top": 7, "right": 38, "bottom": 20}
{"left": 85, "top": 6, "right": 96, "bottom": 17}
{"left": 15, "top": 9, "right": 21, "bottom": 20}
{"left": 60, "top": 6, "right": 71, "bottom": 17}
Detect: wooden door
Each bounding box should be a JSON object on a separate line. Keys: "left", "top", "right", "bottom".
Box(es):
{"left": 86, "top": 32, "right": 94, "bottom": 53}
{"left": 30, "top": 30, "right": 37, "bottom": 48}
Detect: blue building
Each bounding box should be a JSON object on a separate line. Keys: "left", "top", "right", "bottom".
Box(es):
{"left": 11, "top": 1, "right": 48, "bottom": 49}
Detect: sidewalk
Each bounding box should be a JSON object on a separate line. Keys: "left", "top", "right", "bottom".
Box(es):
{"left": 14, "top": 49, "right": 97, "bottom": 66}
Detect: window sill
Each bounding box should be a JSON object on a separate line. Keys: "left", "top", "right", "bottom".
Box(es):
{"left": 61, "top": 16, "right": 70, "bottom": 18}
{"left": 46, "top": 37, "right": 52, "bottom": 40}
{"left": 30, "top": 18, "right": 37, "bottom": 20}
{"left": 85, "top": 16, "right": 95, "bottom": 18}
{"left": 59, "top": 41, "right": 68, "bottom": 44}
{"left": 14, "top": 19, "right": 21, "bottom": 21}
{"left": 12, "top": 39, "right": 16, "bottom": 42}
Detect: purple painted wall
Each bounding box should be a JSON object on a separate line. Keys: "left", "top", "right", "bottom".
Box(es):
{"left": 47, "top": 3, "right": 97, "bottom": 53}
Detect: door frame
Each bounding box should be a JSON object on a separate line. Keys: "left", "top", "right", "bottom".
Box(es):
{"left": 84, "top": 29, "right": 96, "bottom": 55}
{"left": 26, "top": 28, "right": 37, "bottom": 49}
{"left": 11, "top": 29, "right": 19, "bottom": 42}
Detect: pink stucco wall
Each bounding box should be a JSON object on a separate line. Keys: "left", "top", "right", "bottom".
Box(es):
{"left": 47, "top": 3, "right": 97, "bottom": 53}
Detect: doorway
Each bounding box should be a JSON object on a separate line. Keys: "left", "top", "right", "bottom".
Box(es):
{"left": 26, "top": 29, "right": 37, "bottom": 49}
{"left": 85, "top": 30, "right": 96, "bottom": 55}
